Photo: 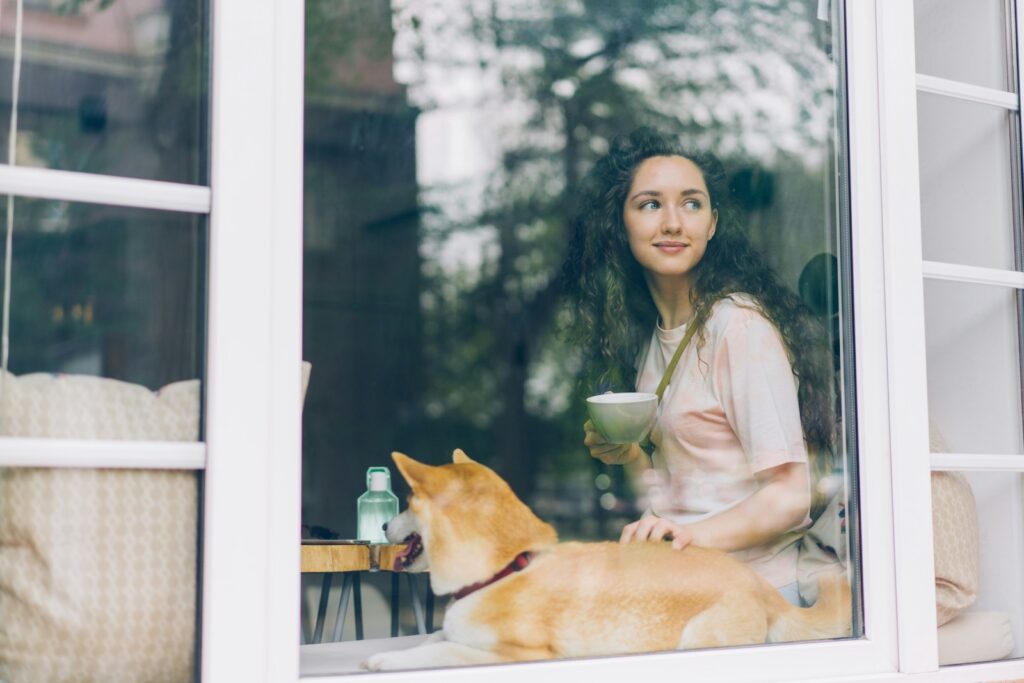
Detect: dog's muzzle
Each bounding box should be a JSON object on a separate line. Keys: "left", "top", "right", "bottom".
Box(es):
{"left": 393, "top": 533, "right": 424, "bottom": 571}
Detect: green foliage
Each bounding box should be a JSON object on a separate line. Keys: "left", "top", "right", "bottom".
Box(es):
{"left": 298, "top": 1, "right": 839, "bottom": 536}
{"left": 306, "top": 0, "right": 398, "bottom": 96}
{"left": 392, "top": 0, "right": 838, "bottom": 498}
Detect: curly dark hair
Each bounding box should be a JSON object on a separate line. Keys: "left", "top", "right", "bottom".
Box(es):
{"left": 563, "top": 128, "right": 837, "bottom": 480}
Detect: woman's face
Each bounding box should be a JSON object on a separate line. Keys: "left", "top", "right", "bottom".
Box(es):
{"left": 622, "top": 155, "right": 718, "bottom": 284}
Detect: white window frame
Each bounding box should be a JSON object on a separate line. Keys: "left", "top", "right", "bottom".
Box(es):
{"left": 0, "top": 1, "right": 307, "bottom": 682}
{"left": 860, "top": 0, "right": 1024, "bottom": 680}
{"left": 279, "top": 0, "right": 1024, "bottom": 680}
{"left": 202, "top": 0, "right": 304, "bottom": 681}
{"left": 915, "top": 2, "right": 1024, "bottom": 470}
{"left": 7, "top": 0, "right": 1024, "bottom": 681}
{"left": 298, "top": 1, "right": 909, "bottom": 681}
{"left": 872, "top": 0, "right": 939, "bottom": 674}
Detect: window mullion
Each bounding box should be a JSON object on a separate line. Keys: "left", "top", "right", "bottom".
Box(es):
{"left": 877, "top": 0, "right": 941, "bottom": 673}
{"left": 202, "top": 0, "right": 303, "bottom": 680}
{"left": 0, "top": 438, "right": 205, "bottom": 469}
{"left": 0, "top": 165, "right": 211, "bottom": 214}
{"left": 931, "top": 453, "right": 1024, "bottom": 472}
{"left": 915, "top": 74, "right": 1019, "bottom": 109}
{"left": 922, "top": 261, "right": 1024, "bottom": 288}
{"left": 1012, "top": 0, "right": 1024, "bottom": 487}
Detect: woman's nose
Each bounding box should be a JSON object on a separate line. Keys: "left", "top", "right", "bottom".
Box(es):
{"left": 662, "top": 205, "right": 683, "bottom": 232}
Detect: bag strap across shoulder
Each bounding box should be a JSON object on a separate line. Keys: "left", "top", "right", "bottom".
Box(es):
{"left": 641, "top": 321, "right": 698, "bottom": 458}
{"left": 654, "top": 321, "right": 699, "bottom": 401}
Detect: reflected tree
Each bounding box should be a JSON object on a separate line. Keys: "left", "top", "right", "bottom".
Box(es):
{"left": 392, "top": 0, "right": 837, "bottom": 504}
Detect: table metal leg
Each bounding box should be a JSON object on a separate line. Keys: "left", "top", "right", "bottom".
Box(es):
{"left": 331, "top": 574, "right": 353, "bottom": 642}
{"left": 299, "top": 577, "right": 308, "bottom": 644}
{"left": 425, "top": 585, "right": 435, "bottom": 633}
{"left": 312, "top": 573, "right": 333, "bottom": 644}
{"left": 407, "top": 573, "right": 427, "bottom": 634}
{"left": 390, "top": 572, "right": 400, "bottom": 637}
{"left": 353, "top": 572, "right": 364, "bottom": 640}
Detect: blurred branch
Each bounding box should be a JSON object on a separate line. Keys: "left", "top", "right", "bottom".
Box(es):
{"left": 58, "top": 0, "right": 116, "bottom": 13}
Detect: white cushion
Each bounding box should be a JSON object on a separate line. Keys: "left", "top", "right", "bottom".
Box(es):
{"left": 937, "top": 611, "right": 1014, "bottom": 665}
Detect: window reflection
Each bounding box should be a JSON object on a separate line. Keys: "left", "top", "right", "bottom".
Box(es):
{"left": 0, "top": 0, "right": 208, "bottom": 184}
{"left": 302, "top": 0, "right": 857, "bottom": 665}
{"left": 3, "top": 197, "right": 205, "bottom": 392}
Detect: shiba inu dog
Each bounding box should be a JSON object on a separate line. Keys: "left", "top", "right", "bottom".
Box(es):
{"left": 363, "top": 449, "right": 851, "bottom": 671}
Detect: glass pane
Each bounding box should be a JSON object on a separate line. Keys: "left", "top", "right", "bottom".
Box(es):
{"left": 0, "top": 467, "right": 199, "bottom": 679}
{"left": 932, "top": 470, "right": 1022, "bottom": 665}
{"left": 0, "top": 197, "right": 205, "bottom": 441}
{"left": 914, "top": 0, "right": 1012, "bottom": 91}
{"left": 302, "top": 0, "right": 858, "bottom": 667}
{"left": 917, "top": 92, "right": 1018, "bottom": 271}
{"left": 0, "top": 0, "right": 209, "bottom": 184}
{"left": 925, "top": 280, "right": 1023, "bottom": 455}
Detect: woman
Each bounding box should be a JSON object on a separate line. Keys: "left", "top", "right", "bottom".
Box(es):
{"left": 563, "top": 128, "right": 836, "bottom": 604}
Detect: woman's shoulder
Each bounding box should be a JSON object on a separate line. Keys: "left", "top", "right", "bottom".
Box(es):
{"left": 703, "top": 294, "right": 786, "bottom": 358}
{"left": 706, "top": 293, "right": 771, "bottom": 330}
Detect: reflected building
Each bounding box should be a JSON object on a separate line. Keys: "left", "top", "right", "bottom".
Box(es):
{"left": 303, "top": 0, "right": 422, "bottom": 535}
{"left": 0, "top": 0, "right": 206, "bottom": 389}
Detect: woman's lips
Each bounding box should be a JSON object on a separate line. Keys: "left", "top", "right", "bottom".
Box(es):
{"left": 654, "top": 242, "right": 687, "bottom": 254}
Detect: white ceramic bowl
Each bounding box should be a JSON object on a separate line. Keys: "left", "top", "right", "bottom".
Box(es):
{"left": 585, "top": 392, "right": 658, "bottom": 444}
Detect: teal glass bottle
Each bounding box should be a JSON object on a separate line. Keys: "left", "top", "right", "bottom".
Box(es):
{"left": 356, "top": 466, "right": 398, "bottom": 544}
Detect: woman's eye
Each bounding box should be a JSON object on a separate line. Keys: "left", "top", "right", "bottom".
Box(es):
{"left": 639, "top": 200, "right": 660, "bottom": 210}
{"left": 683, "top": 199, "right": 701, "bottom": 210}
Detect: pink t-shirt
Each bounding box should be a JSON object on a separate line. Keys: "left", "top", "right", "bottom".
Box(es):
{"left": 635, "top": 295, "right": 810, "bottom": 587}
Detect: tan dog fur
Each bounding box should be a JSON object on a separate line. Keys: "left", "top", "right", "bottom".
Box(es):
{"left": 363, "top": 449, "right": 851, "bottom": 671}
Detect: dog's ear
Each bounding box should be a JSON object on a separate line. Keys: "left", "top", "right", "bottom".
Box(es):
{"left": 452, "top": 448, "right": 475, "bottom": 464}
{"left": 392, "top": 452, "right": 435, "bottom": 491}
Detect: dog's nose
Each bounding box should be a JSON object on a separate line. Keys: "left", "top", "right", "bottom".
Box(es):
{"left": 382, "top": 522, "right": 388, "bottom": 532}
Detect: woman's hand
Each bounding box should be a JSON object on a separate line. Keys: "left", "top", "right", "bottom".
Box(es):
{"left": 619, "top": 516, "right": 694, "bottom": 550}
{"left": 583, "top": 419, "right": 641, "bottom": 465}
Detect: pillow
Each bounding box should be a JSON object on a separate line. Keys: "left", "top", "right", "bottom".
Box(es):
{"left": 937, "top": 611, "right": 1014, "bottom": 665}
{"left": 0, "top": 371, "right": 200, "bottom": 440}
{"left": 0, "top": 467, "right": 198, "bottom": 683}
{"left": 929, "top": 422, "right": 979, "bottom": 627}
{"left": 0, "top": 361, "right": 311, "bottom": 440}
{"left": 0, "top": 363, "right": 311, "bottom": 683}
{"left": 0, "top": 370, "right": 199, "bottom": 683}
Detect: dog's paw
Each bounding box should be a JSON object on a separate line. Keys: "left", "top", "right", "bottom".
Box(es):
{"left": 362, "top": 651, "right": 399, "bottom": 671}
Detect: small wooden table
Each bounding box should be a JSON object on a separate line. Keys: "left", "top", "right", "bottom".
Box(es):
{"left": 301, "top": 542, "right": 434, "bottom": 643}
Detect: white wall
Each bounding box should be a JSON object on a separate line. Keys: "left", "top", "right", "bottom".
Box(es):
{"left": 914, "top": 0, "right": 1009, "bottom": 90}
{"left": 923, "top": 280, "right": 1023, "bottom": 456}
{"left": 917, "top": 93, "right": 1016, "bottom": 270}
{"left": 963, "top": 471, "right": 1024, "bottom": 656}
{"left": 915, "top": 0, "right": 1024, "bottom": 658}
{"left": 923, "top": 281, "right": 1024, "bottom": 655}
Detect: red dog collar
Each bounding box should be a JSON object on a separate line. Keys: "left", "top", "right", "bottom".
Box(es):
{"left": 453, "top": 551, "right": 534, "bottom": 601}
